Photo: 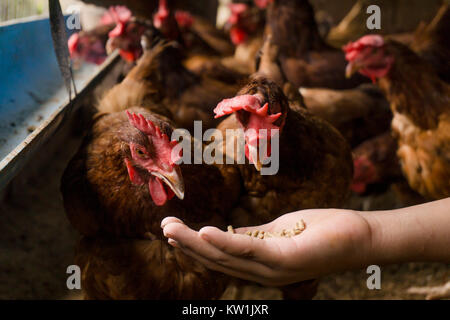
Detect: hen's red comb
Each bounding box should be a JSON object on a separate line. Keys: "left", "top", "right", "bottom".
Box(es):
{"left": 175, "top": 10, "right": 194, "bottom": 29}
{"left": 154, "top": 0, "right": 170, "bottom": 28}
{"left": 126, "top": 111, "right": 181, "bottom": 165}
{"left": 228, "top": 3, "right": 248, "bottom": 25}
{"left": 100, "top": 11, "right": 115, "bottom": 26}
{"left": 229, "top": 3, "right": 248, "bottom": 14}
{"left": 108, "top": 6, "right": 132, "bottom": 24}
{"left": 343, "top": 35, "right": 385, "bottom": 60}
{"left": 126, "top": 111, "right": 165, "bottom": 138}
{"left": 230, "top": 27, "right": 247, "bottom": 45}
{"left": 107, "top": 6, "right": 132, "bottom": 38}
{"left": 254, "top": 0, "right": 274, "bottom": 9}
{"left": 214, "top": 94, "right": 281, "bottom": 123}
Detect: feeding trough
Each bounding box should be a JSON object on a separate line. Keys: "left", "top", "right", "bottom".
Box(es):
{"left": 0, "top": 14, "right": 119, "bottom": 190}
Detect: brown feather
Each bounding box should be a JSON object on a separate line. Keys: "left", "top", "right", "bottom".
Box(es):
{"left": 378, "top": 40, "right": 450, "bottom": 199}
{"left": 266, "top": 0, "right": 367, "bottom": 89}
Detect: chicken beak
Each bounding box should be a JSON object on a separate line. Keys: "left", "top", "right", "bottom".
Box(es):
{"left": 345, "top": 61, "right": 360, "bottom": 78}
{"left": 151, "top": 167, "right": 185, "bottom": 200}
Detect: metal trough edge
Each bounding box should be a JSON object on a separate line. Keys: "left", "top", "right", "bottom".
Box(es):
{"left": 0, "top": 51, "right": 121, "bottom": 191}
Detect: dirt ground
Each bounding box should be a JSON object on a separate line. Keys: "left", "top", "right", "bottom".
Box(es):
{"left": 0, "top": 124, "right": 448, "bottom": 300}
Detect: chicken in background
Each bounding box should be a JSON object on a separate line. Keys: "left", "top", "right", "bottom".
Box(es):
{"left": 79, "top": 0, "right": 158, "bottom": 19}
{"left": 350, "top": 131, "right": 427, "bottom": 209}
{"left": 351, "top": 132, "right": 402, "bottom": 194}
{"left": 314, "top": 10, "right": 334, "bottom": 40}
{"left": 253, "top": 0, "right": 334, "bottom": 40}
{"left": 135, "top": 31, "right": 240, "bottom": 132}
{"left": 410, "top": 4, "right": 450, "bottom": 83}
{"left": 345, "top": 33, "right": 450, "bottom": 301}
{"left": 299, "top": 84, "right": 392, "bottom": 148}
{"left": 67, "top": 5, "right": 150, "bottom": 65}
{"left": 156, "top": 0, "right": 264, "bottom": 83}
{"left": 153, "top": 0, "right": 247, "bottom": 84}
{"left": 382, "top": 4, "right": 450, "bottom": 80}
{"left": 225, "top": 1, "right": 265, "bottom": 47}
{"left": 154, "top": 0, "right": 234, "bottom": 57}
{"left": 102, "top": 21, "right": 242, "bottom": 131}
{"left": 326, "top": 0, "right": 443, "bottom": 49}
{"left": 345, "top": 34, "right": 450, "bottom": 200}
{"left": 67, "top": 6, "right": 119, "bottom": 66}
{"left": 68, "top": 6, "right": 149, "bottom": 65}
{"left": 101, "top": 0, "right": 232, "bottom": 61}
{"left": 263, "top": 0, "right": 367, "bottom": 89}
{"left": 103, "top": 6, "right": 153, "bottom": 63}
{"left": 220, "top": 1, "right": 266, "bottom": 75}
{"left": 68, "top": 24, "right": 112, "bottom": 67}
{"left": 345, "top": 7, "right": 450, "bottom": 204}
{"left": 81, "top": 0, "right": 222, "bottom": 25}
{"left": 94, "top": 38, "right": 171, "bottom": 120}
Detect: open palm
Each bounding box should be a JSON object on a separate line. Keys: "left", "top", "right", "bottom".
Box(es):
{"left": 161, "top": 209, "right": 373, "bottom": 286}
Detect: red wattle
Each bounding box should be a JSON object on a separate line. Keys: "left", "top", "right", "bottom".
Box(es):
{"left": 148, "top": 177, "right": 169, "bottom": 206}
{"left": 230, "top": 28, "right": 248, "bottom": 45}
{"left": 119, "top": 50, "right": 137, "bottom": 62}
{"left": 175, "top": 10, "right": 194, "bottom": 29}
{"left": 351, "top": 182, "right": 367, "bottom": 194}
{"left": 125, "top": 159, "right": 145, "bottom": 185}
{"left": 68, "top": 33, "right": 79, "bottom": 55}
{"left": 109, "top": 22, "right": 124, "bottom": 37}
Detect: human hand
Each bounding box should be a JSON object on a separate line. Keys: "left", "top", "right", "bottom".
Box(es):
{"left": 161, "top": 209, "right": 373, "bottom": 286}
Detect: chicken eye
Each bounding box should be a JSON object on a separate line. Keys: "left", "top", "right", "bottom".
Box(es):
{"left": 136, "top": 148, "right": 146, "bottom": 157}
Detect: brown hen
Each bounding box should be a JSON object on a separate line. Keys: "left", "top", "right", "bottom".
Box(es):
{"left": 105, "top": 30, "right": 240, "bottom": 132}
{"left": 265, "top": 0, "right": 367, "bottom": 89}
{"left": 211, "top": 39, "right": 352, "bottom": 299}
{"left": 220, "top": 1, "right": 266, "bottom": 76}
{"left": 214, "top": 33, "right": 353, "bottom": 225}
{"left": 345, "top": 35, "right": 450, "bottom": 200}
{"left": 410, "top": 4, "right": 450, "bottom": 83}
{"left": 215, "top": 77, "right": 353, "bottom": 225}
{"left": 61, "top": 107, "right": 241, "bottom": 299}
{"left": 152, "top": 0, "right": 246, "bottom": 84}
{"left": 61, "top": 39, "right": 243, "bottom": 298}
{"left": 79, "top": 0, "right": 218, "bottom": 23}
{"left": 351, "top": 131, "right": 402, "bottom": 194}
{"left": 299, "top": 84, "right": 392, "bottom": 148}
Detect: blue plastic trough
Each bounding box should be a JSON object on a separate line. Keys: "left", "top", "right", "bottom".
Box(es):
{"left": 0, "top": 15, "right": 119, "bottom": 190}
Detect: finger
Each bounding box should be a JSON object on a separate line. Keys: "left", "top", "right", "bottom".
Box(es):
{"left": 164, "top": 223, "right": 276, "bottom": 278}
{"left": 175, "top": 242, "right": 277, "bottom": 286}
{"left": 199, "top": 226, "right": 283, "bottom": 267}
{"left": 233, "top": 221, "right": 274, "bottom": 235}
{"left": 161, "top": 216, "right": 184, "bottom": 229}
{"left": 163, "top": 222, "right": 231, "bottom": 266}
{"left": 167, "top": 238, "right": 179, "bottom": 248}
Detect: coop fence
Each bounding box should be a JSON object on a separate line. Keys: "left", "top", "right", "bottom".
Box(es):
{"left": 0, "top": 0, "right": 49, "bottom": 23}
